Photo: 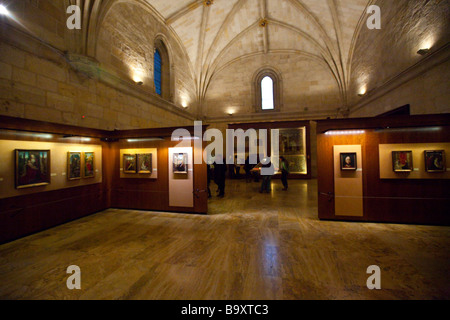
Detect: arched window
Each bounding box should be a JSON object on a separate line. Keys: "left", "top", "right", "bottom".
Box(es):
{"left": 253, "top": 68, "right": 283, "bottom": 112}
{"left": 154, "top": 49, "right": 162, "bottom": 96}
{"left": 261, "top": 76, "right": 274, "bottom": 110}
{"left": 154, "top": 38, "right": 172, "bottom": 101}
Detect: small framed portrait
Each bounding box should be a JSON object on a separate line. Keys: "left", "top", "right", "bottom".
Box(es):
{"left": 123, "top": 154, "right": 137, "bottom": 173}
{"left": 340, "top": 153, "right": 357, "bottom": 171}
{"left": 83, "top": 152, "right": 95, "bottom": 178}
{"left": 67, "top": 152, "right": 82, "bottom": 180}
{"left": 173, "top": 153, "right": 188, "bottom": 174}
{"left": 424, "top": 150, "right": 446, "bottom": 173}
{"left": 137, "top": 153, "right": 152, "bottom": 174}
{"left": 15, "top": 149, "right": 51, "bottom": 189}
{"left": 392, "top": 151, "right": 413, "bottom": 172}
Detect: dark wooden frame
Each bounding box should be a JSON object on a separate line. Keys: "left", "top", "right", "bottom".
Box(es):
{"left": 83, "top": 152, "right": 95, "bottom": 178}
{"left": 424, "top": 150, "right": 446, "bottom": 173}
{"left": 340, "top": 152, "right": 357, "bottom": 171}
{"left": 392, "top": 151, "right": 413, "bottom": 172}
{"left": 123, "top": 154, "right": 137, "bottom": 174}
{"left": 15, "top": 149, "right": 51, "bottom": 189}
{"left": 67, "top": 151, "right": 82, "bottom": 181}
{"left": 137, "top": 153, "right": 152, "bottom": 174}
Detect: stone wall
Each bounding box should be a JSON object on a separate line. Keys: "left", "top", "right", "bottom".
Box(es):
{"left": 0, "top": 40, "right": 192, "bottom": 130}
{"left": 350, "top": 58, "right": 450, "bottom": 117}
{"left": 204, "top": 53, "right": 342, "bottom": 120}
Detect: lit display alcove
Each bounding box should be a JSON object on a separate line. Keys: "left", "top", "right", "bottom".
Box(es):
{"left": 279, "top": 127, "right": 308, "bottom": 175}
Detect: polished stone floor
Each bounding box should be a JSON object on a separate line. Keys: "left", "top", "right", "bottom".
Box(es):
{"left": 0, "top": 179, "right": 449, "bottom": 300}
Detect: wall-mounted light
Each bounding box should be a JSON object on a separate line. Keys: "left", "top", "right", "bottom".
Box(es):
{"left": 358, "top": 87, "right": 367, "bottom": 97}
{"left": 0, "top": 4, "right": 10, "bottom": 16}
{"left": 136, "top": 81, "right": 143, "bottom": 86}
{"left": 417, "top": 48, "right": 430, "bottom": 56}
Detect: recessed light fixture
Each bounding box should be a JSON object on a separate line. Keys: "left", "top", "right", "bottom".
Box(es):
{"left": 325, "top": 130, "right": 365, "bottom": 136}
{"left": 0, "top": 4, "right": 10, "bottom": 16}
{"left": 417, "top": 48, "right": 430, "bottom": 56}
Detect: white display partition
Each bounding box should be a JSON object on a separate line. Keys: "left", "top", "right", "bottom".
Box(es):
{"left": 333, "top": 145, "right": 364, "bottom": 217}
{"left": 168, "top": 147, "right": 194, "bottom": 208}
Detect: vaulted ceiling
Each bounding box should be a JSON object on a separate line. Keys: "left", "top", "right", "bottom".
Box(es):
{"left": 77, "top": 0, "right": 450, "bottom": 119}
{"left": 144, "top": 0, "right": 371, "bottom": 109}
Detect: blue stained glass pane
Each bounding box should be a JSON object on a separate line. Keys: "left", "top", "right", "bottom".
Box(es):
{"left": 154, "top": 49, "right": 162, "bottom": 96}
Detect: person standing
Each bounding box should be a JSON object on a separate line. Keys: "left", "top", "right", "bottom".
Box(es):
{"left": 259, "top": 159, "right": 274, "bottom": 193}
{"left": 244, "top": 155, "right": 253, "bottom": 183}
{"left": 207, "top": 163, "right": 212, "bottom": 198}
{"left": 280, "top": 156, "right": 289, "bottom": 191}
{"left": 214, "top": 155, "right": 227, "bottom": 198}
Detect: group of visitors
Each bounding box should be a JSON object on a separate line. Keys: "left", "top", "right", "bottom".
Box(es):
{"left": 207, "top": 155, "right": 290, "bottom": 198}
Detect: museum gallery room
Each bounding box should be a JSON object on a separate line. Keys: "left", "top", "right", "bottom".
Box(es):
{"left": 0, "top": 0, "right": 449, "bottom": 302}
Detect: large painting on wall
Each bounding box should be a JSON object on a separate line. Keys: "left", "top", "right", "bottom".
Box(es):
{"left": 424, "top": 150, "right": 446, "bottom": 173}
{"left": 83, "top": 152, "right": 95, "bottom": 178}
{"left": 67, "top": 152, "right": 82, "bottom": 180}
{"left": 123, "top": 154, "right": 137, "bottom": 173}
{"left": 173, "top": 153, "right": 188, "bottom": 174}
{"left": 392, "top": 151, "right": 413, "bottom": 172}
{"left": 137, "top": 153, "right": 152, "bottom": 174}
{"left": 15, "top": 149, "right": 51, "bottom": 189}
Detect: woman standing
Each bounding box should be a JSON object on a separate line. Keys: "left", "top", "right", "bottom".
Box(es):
{"left": 280, "top": 156, "right": 289, "bottom": 191}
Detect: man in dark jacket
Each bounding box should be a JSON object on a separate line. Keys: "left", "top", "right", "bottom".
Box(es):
{"left": 213, "top": 155, "right": 227, "bottom": 198}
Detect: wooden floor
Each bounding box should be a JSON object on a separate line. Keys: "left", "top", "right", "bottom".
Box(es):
{"left": 0, "top": 179, "right": 449, "bottom": 300}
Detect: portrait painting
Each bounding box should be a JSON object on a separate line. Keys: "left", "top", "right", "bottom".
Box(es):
{"left": 173, "top": 153, "right": 188, "bottom": 174}
{"left": 340, "top": 153, "right": 357, "bottom": 171}
{"left": 137, "top": 153, "right": 152, "bottom": 174}
{"left": 67, "top": 152, "right": 82, "bottom": 180}
{"left": 392, "top": 151, "right": 413, "bottom": 172}
{"left": 15, "top": 149, "right": 51, "bottom": 189}
{"left": 123, "top": 154, "right": 137, "bottom": 173}
{"left": 424, "top": 150, "right": 446, "bottom": 173}
{"left": 83, "top": 152, "right": 95, "bottom": 178}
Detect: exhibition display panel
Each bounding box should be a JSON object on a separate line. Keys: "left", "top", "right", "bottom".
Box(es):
{"left": 317, "top": 114, "right": 450, "bottom": 226}
{"left": 0, "top": 116, "right": 208, "bottom": 243}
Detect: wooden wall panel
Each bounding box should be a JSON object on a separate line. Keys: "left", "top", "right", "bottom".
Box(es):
{"left": 110, "top": 138, "right": 207, "bottom": 214}
{"left": 317, "top": 115, "right": 450, "bottom": 226}
{"left": 0, "top": 117, "right": 209, "bottom": 243}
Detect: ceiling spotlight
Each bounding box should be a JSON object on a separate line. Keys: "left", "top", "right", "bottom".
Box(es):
{"left": 417, "top": 48, "right": 430, "bottom": 56}
{"left": 0, "top": 4, "right": 10, "bottom": 16}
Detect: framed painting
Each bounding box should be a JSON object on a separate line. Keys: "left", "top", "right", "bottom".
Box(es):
{"left": 83, "top": 152, "right": 95, "bottom": 178}
{"left": 15, "top": 149, "right": 51, "bottom": 189}
{"left": 340, "top": 152, "right": 357, "bottom": 171}
{"left": 67, "top": 152, "right": 82, "bottom": 180}
{"left": 424, "top": 150, "right": 446, "bottom": 173}
{"left": 123, "top": 154, "right": 137, "bottom": 173}
{"left": 137, "top": 153, "right": 152, "bottom": 174}
{"left": 173, "top": 153, "right": 188, "bottom": 174}
{"left": 392, "top": 151, "right": 413, "bottom": 172}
